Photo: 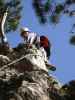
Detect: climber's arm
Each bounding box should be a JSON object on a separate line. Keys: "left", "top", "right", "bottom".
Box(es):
{"left": 27, "top": 33, "right": 36, "bottom": 47}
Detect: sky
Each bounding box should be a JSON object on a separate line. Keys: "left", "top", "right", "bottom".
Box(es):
{"left": 7, "top": 0, "right": 75, "bottom": 84}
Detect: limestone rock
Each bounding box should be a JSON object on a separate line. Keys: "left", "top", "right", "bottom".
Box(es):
{"left": 0, "top": 43, "right": 66, "bottom": 100}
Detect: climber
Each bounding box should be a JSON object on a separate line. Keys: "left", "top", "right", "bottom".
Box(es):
{"left": 20, "top": 27, "right": 56, "bottom": 71}
{"left": 40, "top": 35, "right": 56, "bottom": 71}
{"left": 20, "top": 27, "right": 40, "bottom": 49}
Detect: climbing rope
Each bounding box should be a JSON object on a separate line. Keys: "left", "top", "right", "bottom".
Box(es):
{"left": 0, "top": 54, "right": 43, "bottom": 71}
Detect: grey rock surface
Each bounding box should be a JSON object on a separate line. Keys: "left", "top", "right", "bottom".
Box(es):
{"left": 0, "top": 44, "right": 63, "bottom": 100}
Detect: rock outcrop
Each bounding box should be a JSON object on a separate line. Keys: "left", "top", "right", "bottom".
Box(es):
{"left": 0, "top": 43, "right": 74, "bottom": 100}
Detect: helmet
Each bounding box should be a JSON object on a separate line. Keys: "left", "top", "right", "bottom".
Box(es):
{"left": 20, "top": 27, "right": 30, "bottom": 33}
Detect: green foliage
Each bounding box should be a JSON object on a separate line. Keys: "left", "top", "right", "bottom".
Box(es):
{"left": 61, "top": 80, "right": 75, "bottom": 100}
{"left": 0, "top": 0, "right": 22, "bottom": 33}
{"left": 32, "top": 0, "right": 75, "bottom": 45}
{"left": 50, "top": 14, "right": 59, "bottom": 24}
{"left": 44, "top": 0, "right": 51, "bottom": 12}
{"left": 55, "top": 4, "right": 64, "bottom": 14}
{"left": 32, "top": 0, "right": 47, "bottom": 24}
{"left": 0, "top": 0, "right": 75, "bottom": 46}
{"left": 70, "top": 35, "right": 75, "bottom": 45}
{"left": 32, "top": 0, "right": 75, "bottom": 24}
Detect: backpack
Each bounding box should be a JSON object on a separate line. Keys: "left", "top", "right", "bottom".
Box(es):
{"left": 40, "top": 35, "right": 51, "bottom": 59}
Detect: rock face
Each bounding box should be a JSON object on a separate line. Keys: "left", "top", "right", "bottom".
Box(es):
{"left": 0, "top": 43, "right": 69, "bottom": 100}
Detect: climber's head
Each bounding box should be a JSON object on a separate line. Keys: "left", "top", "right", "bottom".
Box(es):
{"left": 20, "top": 27, "right": 30, "bottom": 38}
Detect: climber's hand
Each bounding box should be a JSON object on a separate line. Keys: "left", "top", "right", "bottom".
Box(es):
{"left": 28, "top": 44, "right": 32, "bottom": 48}
{"left": 26, "top": 44, "right": 32, "bottom": 48}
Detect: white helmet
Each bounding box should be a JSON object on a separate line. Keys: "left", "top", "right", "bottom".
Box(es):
{"left": 20, "top": 27, "right": 30, "bottom": 33}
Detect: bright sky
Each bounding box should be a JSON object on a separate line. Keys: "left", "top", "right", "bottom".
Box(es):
{"left": 7, "top": 0, "right": 75, "bottom": 84}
